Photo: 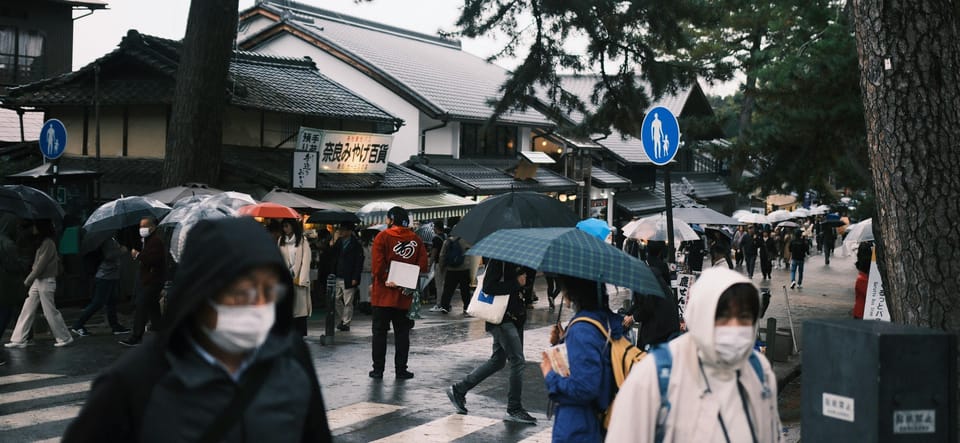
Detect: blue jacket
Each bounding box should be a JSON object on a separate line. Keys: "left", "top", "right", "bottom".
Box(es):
{"left": 545, "top": 309, "right": 622, "bottom": 442}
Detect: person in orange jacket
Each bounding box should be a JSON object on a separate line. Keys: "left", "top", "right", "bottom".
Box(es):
{"left": 369, "top": 206, "right": 428, "bottom": 380}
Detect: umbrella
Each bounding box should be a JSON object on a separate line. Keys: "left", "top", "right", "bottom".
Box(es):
{"left": 450, "top": 192, "right": 579, "bottom": 244}
{"left": 467, "top": 228, "right": 662, "bottom": 296}
{"left": 415, "top": 222, "right": 436, "bottom": 244}
{"left": 790, "top": 208, "right": 810, "bottom": 218}
{"left": 667, "top": 207, "right": 742, "bottom": 225}
{"left": 766, "top": 210, "right": 792, "bottom": 223}
{"left": 356, "top": 201, "right": 399, "bottom": 225}
{"left": 731, "top": 209, "right": 753, "bottom": 220}
{"left": 169, "top": 205, "right": 238, "bottom": 262}
{"left": 205, "top": 192, "right": 257, "bottom": 211}
{"left": 705, "top": 226, "right": 734, "bottom": 240}
{"left": 822, "top": 214, "right": 846, "bottom": 228}
{"left": 142, "top": 183, "right": 223, "bottom": 205}
{"left": 843, "top": 218, "right": 874, "bottom": 244}
{"left": 626, "top": 215, "right": 701, "bottom": 242}
{"left": 81, "top": 196, "right": 171, "bottom": 252}
{"left": 777, "top": 221, "right": 800, "bottom": 228}
{"left": 238, "top": 202, "right": 300, "bottom": 219}
{"left": 0, "top": 185, "right": 65, "bottom": 229}
{"left": 576, "top": 218, "right": 612, "bottom": 242}
{"left": 305, "top": 209, "right": 361, "bottom": 225}
{"left": 737, "top": 212, "right": 770, "bottom": 225}
{"left": 261, "top": 188, "right": 342, "bottom": 211}
{"left": 172, "top": 194, "right": 212, "bottom": 209}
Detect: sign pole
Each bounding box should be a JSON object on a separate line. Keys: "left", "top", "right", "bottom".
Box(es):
{"left": 664, "top": 164, "right": 675, "bottom": 263}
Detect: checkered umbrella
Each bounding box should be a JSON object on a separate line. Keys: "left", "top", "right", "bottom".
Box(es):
{"left": 467, "top": 227, "right": 663, "bottom": 296}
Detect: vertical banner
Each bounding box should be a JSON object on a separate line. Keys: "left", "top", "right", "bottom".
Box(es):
{"left": 293, "top": 151, "right": 317, "bottom": 189}
{"left": 675, "top": 273, "right": 696, "bottom": 320}
{"left": 864, "top": 251, "right": 890, "bottom": 321}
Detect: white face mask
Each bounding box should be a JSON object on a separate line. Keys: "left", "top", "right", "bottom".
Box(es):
{"left": 714, "top": 325, "right": 755, "bottom": 365}
{"left": 203, "top": 301, "right": 276, "bottom": 354}
{"left": 139, "top": 227, "right": 152, "bottom": 238}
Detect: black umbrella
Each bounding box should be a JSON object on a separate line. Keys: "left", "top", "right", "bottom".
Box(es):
{"left": 81, "top": 196, "right": 171, "bottom": 252}
{"left": 0, "top": 185, "right": 65, "bottom": 230}
{"left": 305, "top": 209, "right": 361, "bottom": 225}
{"left": 450, "top": 192, "right": 579, "bottom": 244}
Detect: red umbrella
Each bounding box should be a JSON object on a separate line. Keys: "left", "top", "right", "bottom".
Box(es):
{"left": 238, "top": 202, "right": 300, "bottom": 219}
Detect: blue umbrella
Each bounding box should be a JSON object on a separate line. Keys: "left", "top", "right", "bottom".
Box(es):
{"left": 467, "top": 228, "right": 663, "bottom": 296}
{"left": 576, "top": 218, "right": 611, "bottom": 241}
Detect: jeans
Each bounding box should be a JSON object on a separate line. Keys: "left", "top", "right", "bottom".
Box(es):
{"left": 10, "top": 278, "right": 72, "bottom": 344}
{"left": 790, "top": 259, "right": 805, "bottom": 285}
{"left": 454, "top": 321, "right": 525, "bottom": 411}
{"left": 372, "top": 306, "right": 414, "bottom": 372}
{"left": 130, "top": 284, "right": 163, "bottom": 341}
{"left": 74, "top": 278, "right": 122, "bottom": 330}
{"left": 440, "top": 269, "right": 471, "bottom": 312}
{"left": 335, "top": 279, "right": 357, "bottom": 326}
{"left": 745, "top": 254, "right": 757, "bottom": 278}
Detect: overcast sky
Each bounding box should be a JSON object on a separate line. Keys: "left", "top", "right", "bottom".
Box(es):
{"left": 73, "top": 0, "right": 740, "bottom": 97}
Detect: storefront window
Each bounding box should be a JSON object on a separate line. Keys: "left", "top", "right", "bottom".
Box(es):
{"left": 460, "top": 123, "right": 518, "bottom": 158}
{"left": 0, "top": 27, "right": 45, "bottom": 85}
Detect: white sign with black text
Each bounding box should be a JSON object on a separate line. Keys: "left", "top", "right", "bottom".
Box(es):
{"left": 822, "top": 392, "right": 855, "bottom": 423}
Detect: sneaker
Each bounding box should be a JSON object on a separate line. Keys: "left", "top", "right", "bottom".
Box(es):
{"left": 462, "top": 311, "right": 471, "bottom": 318}
{"left": 428, "top": 305, "right": 443, "bottom": 313}
{"left": 396, "top": 370, "right": 414, "bottom": 380}
{"left": 504, "top": 409, "right": 537, "bottom": 425}
{"left": 368, "top": 370, "right": 383, "bottom": 379}
{"left": 118, "top": 338, "right": 141, "bottom": 347}
{"left": 439, "top": 307, "right": 449, "bottom": 314}
{"left": 790, "top": 281, "right": 797, "bottom": 289}
{"left": 447, "top": 386, "right": 467, "bottom": 414}
{"left": 70, "top": 327, "right": 91, "bottom": 337}
{"left": 337, "top": 324, "right": 351, "bottom": 332}
{"left": 54, "top": 337, "right": 74, "bottom": 347}
{"left": 112, "top": 327, "right": 132, "bottom": 336}
{"left": 797, "top": 284, "right": 803, "bottom": 289}
{"left": 4, "top": 341, "right": 27, "bottom": 349}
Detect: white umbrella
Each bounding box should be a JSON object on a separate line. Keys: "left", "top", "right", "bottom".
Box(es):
{"left": 737, "top": 212, "right": 770, "bottom": 224}
{"left": 731, "top": 209, "right": 753, "bottom": 220}
{"left": 767, "top": 209, "right": 792, "bottom": 223}
{"left": 843, "top": 218, "right": 874, "bottom": 245}
{"left": 205, "top": 191, "right": 257, "bottom": 211}
{"left": 790, "top": 208, "right": 810, "bottom": 218}
{"left": 626, "top": 215, "right": 701, "bottom": 242}
{"left": 357, "top": 201, "right": 398, "bottom": 225}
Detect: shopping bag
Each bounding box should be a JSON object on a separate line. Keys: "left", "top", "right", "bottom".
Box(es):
{"left": 466, "top": 275, "right": 509, "bottom": 324}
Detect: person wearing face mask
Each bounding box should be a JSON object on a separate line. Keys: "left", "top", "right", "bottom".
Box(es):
{"left": 63, "top": 217, "right": 332, "bottom": 443}
{"left": 606, "top": 267, "right": 782, "bottom": 443}
{"left": 119, "top": 217, "right": 166, "bottom": 347}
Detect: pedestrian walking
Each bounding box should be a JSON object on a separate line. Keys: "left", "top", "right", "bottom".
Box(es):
{"left": 0, "top": 214, "right": 29, "bottom": 363}
{"left": 685, "top": 237, "right": 704, "bottom": 272}
{"left": 71, "top": 236, "right": 132, "bottom": 337}
{"left": 62, "top": 217, "right": 332, "bottom": 443}
{"left": 540, "top": 275, "right": 621, "bottom": 442}
{"left": 545, "top": 274, "right": 561, "bottom": 310}
{"left": 330, "top": 223, "right": 363, "bottom": 332}
{"left": 606, "top": 268, "right": 782, "bottom": 442}
{"left": 622, "top": 241, "right": 680, "bottom": 350}
{"left": 5, "top": 220, "right": 72, "bottom": 348}
{"left": 446, "top": 258, "right": 537, "bottom": 425}
{"left": 741, "top": 226, "right": 757, "bottom": 278}
{"left": 789, "top": 233, "right": 810, "bottom": 289}
{"left": 822, "top": 225, "right": 837, "bottom": 265}
{"left": 436, "top": 235, "right": 471, "bottom": 315}
{"left": 760, "top": 230, "right": 775, "bottom": 279}
{"left": 425, "top": 221, "right": 446, "bottom": 305}
{"left": 370, "top": 206, "right": 427, "bottom": 380}
{"left": 732, "top": 226, "right": 745, "bottom": 268}
{"left": 119, "top": 217, "right": 166, "bottom": 347}
{"left": 279, "top": 219, "right": 312, "bottom": 337}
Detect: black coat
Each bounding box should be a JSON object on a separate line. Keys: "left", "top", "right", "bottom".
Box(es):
{"left": 332, "top": 234, "right": 364, "bottom": 288}
{"left": 482, "top": 258, "right": 526, "bottom": 329}
{"left": 741, "top": 232, "right": 757, "bottom": 257}
{"left": 63, "top": 218, "right": 331, "bottom": 443}
{"left": 631, "top": 256, "right": 680, "bottom": 348}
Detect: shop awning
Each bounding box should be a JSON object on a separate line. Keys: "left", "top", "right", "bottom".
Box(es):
{"left": 408, "top": 157, "right": 577, "bottom": 196}
{"left": 322, "top": 192, "right": 477, "bottom": 224}
{"left": 590, "top": 165, "right": 631, "bottom": 189}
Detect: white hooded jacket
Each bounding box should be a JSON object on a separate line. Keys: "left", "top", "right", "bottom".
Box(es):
{"left": 606, "top": 268, "right": 782, "bottom": 442}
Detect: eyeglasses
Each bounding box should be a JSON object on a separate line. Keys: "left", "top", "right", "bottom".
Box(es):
{"left": 217, "top": 283, "right": 288, "bottom": 306}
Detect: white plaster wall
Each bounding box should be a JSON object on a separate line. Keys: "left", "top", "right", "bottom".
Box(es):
{"left": 519, "top": 126, "right": 532, "bottom": 152}
{"left": 253, "top": 34, "right": 422, "bottom": 162}
{"left": 419, "top": 113, "right": 457, "bottom": 157}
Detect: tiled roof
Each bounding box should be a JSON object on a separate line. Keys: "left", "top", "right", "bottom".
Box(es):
{"left": 615, "top": 189, "right": 665, "bottom": 216}
{"left": 59, "top": 156, "right": 163, "bottom": 200}
{"left": 5, "top": 31, "right": 397, "bottom": 124}
{"left": 658, "top": 171, "right": 733, "bottom": 200}
{"left": 245, "top": 1, "right": 554, "bottom": 127}
{"left": 0, "top": 109, "right": 42, "bottom": 142}
{"left": 222, "top": 145, "right": 441, "bottom": 193}
{"left": 590, "top": 165, "right": 631, "bottom": 189}
{"left": 407, "top": 156, "right": 577, "bottom": 195}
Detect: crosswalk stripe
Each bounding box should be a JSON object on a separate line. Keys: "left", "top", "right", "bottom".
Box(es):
{"left": 0, "top": 381, "right": 90, "bottom": 406}
{"left": 370, "top": 414, "right": 500, "bottom": 443}
{"left": 0, "top": 404, "right": 82, "bottom": 431}
{"left": 33, "top": 438, "right": 60, "bottom": 443}
{"left": 327, "top": 401, "right": 404, "bottom": 430}
{"left": 0, "top": 373, "right": 63, "bottom": 386}
{"left": 519, "top": 427, "right": 553, "bottom": 443}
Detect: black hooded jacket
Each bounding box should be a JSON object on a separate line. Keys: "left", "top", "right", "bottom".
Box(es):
{"left": 63, "top": 218, "right": 331, "bottom": 443}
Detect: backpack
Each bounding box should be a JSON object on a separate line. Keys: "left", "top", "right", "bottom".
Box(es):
{"left": 444, "top": 237, "right": 465, "bottom": 267}
{"left": 567, "top": 316, "right": 647, "bottom": 429}
{"left": 649, "top": 345, "right": 771, "bottom": 443}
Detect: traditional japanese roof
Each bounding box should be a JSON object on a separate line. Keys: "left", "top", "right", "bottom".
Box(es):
{"left": 406, "top": 156, "right": 577, "bottom": 196}
{"left": 659, "top": 171, "right": 734, "bottom": 200}
{"left": 5, "top": 30, "right": 399, "bottom": 125}
{"left": 239, "top": 0, "right": 554, "bottom": 127}
{"left": 590, "top": 165, "right": 631, "bottom": 189}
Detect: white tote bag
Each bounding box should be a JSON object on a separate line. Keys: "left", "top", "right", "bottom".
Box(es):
{"left": 466, "top": 273, "right": 509, "bottom": 324}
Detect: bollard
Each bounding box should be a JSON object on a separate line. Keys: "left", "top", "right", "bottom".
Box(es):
{"left": 321, "top": 274, "right": 337, "bottom": 345}
{"left": 765, "top": 317, "right": 777, "bottom": 362}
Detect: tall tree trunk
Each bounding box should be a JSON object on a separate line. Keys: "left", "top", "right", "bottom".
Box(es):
{"left": 162, "top": 0, "right": 239, "bottom": 187}
{"left": 851, "top": 0, "right": 960, "bottom": 428}
{"left": 729, "top": 31, "right": 764, "bottom": 187}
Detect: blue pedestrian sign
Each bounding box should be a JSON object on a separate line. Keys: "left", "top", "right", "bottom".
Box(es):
{"left": 39, "top": 119, "right": 67, "bottom": 160}
{"left": 641, "top": 107, "right": 680, "bottom": 166}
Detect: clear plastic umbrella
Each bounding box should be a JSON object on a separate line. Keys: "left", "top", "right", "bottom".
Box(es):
{"left": 766, "top": 209, "right": 792, "bottom": 223}
{"left": 172, "top": 194, "right": 212, "bottom": 209}
{"left": 790, "top": 208, "right": 810, "bottom": 218}
{"left": 843, "top": 218, "right": 874, "bottom": 245}
{"left": 737, "top": 212, "right": 770, "bottom": 225}
{"left": 169, "top": 205, "right": 239, "bottom": 262}
{"left": 357, "top": 201, "right": 398, "bottom": 225}
{"left": 205, "top": 191, "right": 257, "bottom": 211}
{"left": 625, "top": 215, "right": 701, "bottom": 242}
